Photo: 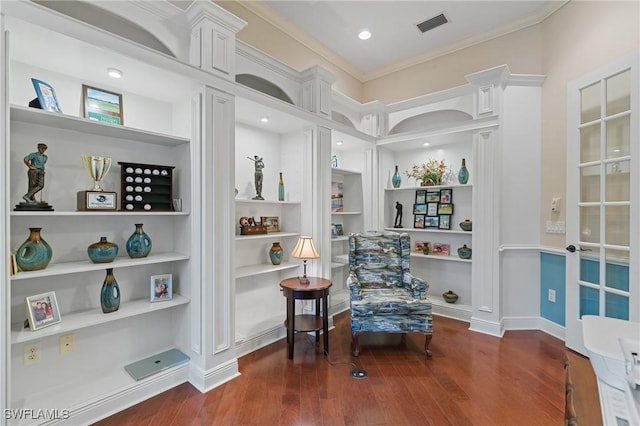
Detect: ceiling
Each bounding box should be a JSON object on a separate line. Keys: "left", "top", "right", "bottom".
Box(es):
{"left": 250, "top": 0, "right": 565, "bottom": 81}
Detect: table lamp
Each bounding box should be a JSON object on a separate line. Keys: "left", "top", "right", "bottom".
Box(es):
{"left": 290, "top": 236, "right": 319, "bottom": 284}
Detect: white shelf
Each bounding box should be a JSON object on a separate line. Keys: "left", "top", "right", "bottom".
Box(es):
{"left": 236, "top": 262, "right": 299, "bottom": 278}
{"left": 331, "top": 262, "right": 346, "bottom": 269}
{"left": 331, "top": 236, "right": 349, "bottom": 242}
{"left": 331, "top": 167, "right": 361, "bottom": 176}
{"left": 410, "top": 253, "right": 472, "bottom": 263}
{"left": 331, "top": 211, "right": 361, "bottom": 215}
{"left": 10, "top": 105, "right": 189, "bottom": 147}
{"left": 235, "top": 199, "right": 301, "bottom": 205}
{"left": 11, "top": 211, "right": 190, "bottom": 217}
{"left": 10, "top": 252, "right": 189, "bottom": 281}
{"left": 11, "top": 295, "right": 190, "bottom": 344}
{"left": 235, "top": 232, "right": 300, "bottom": 241}
{"left": 333, "top": 254, "right": 349, "bottom": 265}
{"left": 430, "top": 297, "right": 472, "bottom": 313}
{"left": 385, "top": 183, "right": 472, "bottom": 191}
{"left": 385, "top": 227, "right": 472, "bottom": 235}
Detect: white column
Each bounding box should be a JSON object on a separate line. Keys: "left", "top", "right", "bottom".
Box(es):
{"left": 301, "top": 66, "right": 336, "bottom": 118}
{"left": 360, "top": 101, "right": 388, "bottom": 137}
{"left": 309, "top": 126, "right": 333, "bottom": 279}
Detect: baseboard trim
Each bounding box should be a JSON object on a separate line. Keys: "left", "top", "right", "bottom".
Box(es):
{"left": 469, "top": 316, "right": 504, "bottom": 337}
{"left": 538, "top": 317, "right": 566, "bottom": 341}
{"left": 234, "top": 323, "right": 287, "bottom": 358}
{"left": 189, "top": 358, "right": 241, "bottom": 394}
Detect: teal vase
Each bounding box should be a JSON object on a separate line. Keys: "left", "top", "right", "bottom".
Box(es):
{"left": 101, "top": 268, "right": 120, "bottom": 313}
{"left": 87, "top": 237, "right": 119, "bottom": 263}
{"left": 278, "top": 172, "right": 285, "bottom": 201}
{"left": 458, "top": 158, "right": 469, "bottom": 184}
{"left": 16, "top": 227, "right": 52, "bottom": 271}
{"left": 392, "top": 165, "right": 401, "bottom": 188}
{"left": 126, "top": 223, "right": 152, "bottom": 258}
{"left": 269, "top": 242, "right": 284, "bottom": 265}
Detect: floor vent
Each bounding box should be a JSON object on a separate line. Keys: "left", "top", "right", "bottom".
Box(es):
{"left": 416, "top": 13, "right": 448, "bottom": 33}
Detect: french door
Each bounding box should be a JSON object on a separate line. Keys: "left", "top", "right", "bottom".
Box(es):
{"left": 565, "top": 54, "right": 639, "bottom": 354}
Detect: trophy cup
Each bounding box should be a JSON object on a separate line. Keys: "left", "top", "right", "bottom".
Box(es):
{"left": 77, "top": 155, "right": 117, "bottom": 210}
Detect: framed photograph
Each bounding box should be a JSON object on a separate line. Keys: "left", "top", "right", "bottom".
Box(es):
{"left": 413, "top": 204, "right": 427, "bottom": 215}
{"left": 151, "top": 274, "right": 173, "bottom": 302}
{"left": 440, "top": 189, "right": 453, "bottom": 204}
{"left": 31, "top": 78, "right": 62, "bottom": 113}
{"left": 438, "top": 215, "right": 451, "bottom": 230}
{"left": 414, "top": 215, "right": 425, "bottom": 229}
{"left": 331, "top": 181, "right": 344, "bottom": 212}
{"left": 438, "top": 203, "right": 454, "bottom": 215}
{"left": 425, "top": 216, "right": 439, "bottom": 228}
{"left": 261, "top": 216, "right": 280, "bottom": 233}
{"left": 25, "top": 291, "right": 61, "bottom": 331}
{"left": 432, "top": 243, "right": 450, "bottom": 256}
{"left": 331, "top": 224, "right": 338, "bottom": 237}
{"left": 82, "top": 84, "right": 124, "bottom": 125}
{"left": 334, "top": 223, "right": 344, "bottom": 236}
{"left": 415, "top": 190, "right": 427, "bottom": 204}
{"left": 414, "top": 241, "right": 425, "bottom": 252}
{"left": 426, "top": 191, "right": 441, "bottom": 202}
{"left": 426, "top": 202, "right": 438, "bottom": 217}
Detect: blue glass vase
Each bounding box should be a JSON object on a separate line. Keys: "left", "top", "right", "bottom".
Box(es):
{"left": 126, "top": 223, "right": 152, "bottom": 258}
{"left": 16, "top": 227, "right": 52, "bottom": 271}
{"left": 392, "top": 165, "right": 401, "bottom": 188}
{"left": 101, "top": 268, "right": 120, "bottom": 313}
{"left": 458, "top": 158, "right": 469, "bottom": 184}
{"left": 278, "top": 172, "right": 285, "bottom": 201}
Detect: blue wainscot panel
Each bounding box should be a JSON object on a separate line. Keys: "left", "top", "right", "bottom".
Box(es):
{"left": 540, "top": 252, "right": 566, "bottom": 326}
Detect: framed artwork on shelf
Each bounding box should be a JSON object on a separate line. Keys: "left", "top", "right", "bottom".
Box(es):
{"left": 438, "top": 215, "right": 451, "bottom": 230}
{"left": 82, "top": 84, "right": 124, "bottom": 125}
{"left": 414, "top": 215, "right": 425, "bottom": 229}
{"left": 426, "top": 202, "right": 438, "bottom": 217}
{"left": 415, "top": 190, "right": 426, "bottom": 204}
{"left": 431, "top": 243, "right": 450, "bottom": 256}
{"left": 331, "top": 181, "right": 344, "bottom": 212}
{"left": 261, "top": 216, "right": 280, "bottom": 233}
{"left": 414, "top": 241, "right": 425, "bottom": 252}
{"left": 440, "top": 189, "right": 453, "bottom": 204}
{"left": 438, "top": 203, "right": 454, "bottom": 215}
{"left": 334, "top": 223, "right": 344, "bottom": 236}
{"left": 425, "top": 216, "right": 439, "bottom": 228}
{"left": 151, "top": 274, "right": 173, "bottom": 302}
{"left": 426, "top": 191, "right": 440, "bottom": 202}
{"left": 331, "top": 224, "right": 337, "bottom": 237}
{"left": 24, "top": 291, "right": 61, "bottom": 331}
{"left": 31, "top": 78, "right": 62, "bottom": 113}
{"left": 413, "top": 204, "right": 427, "bottom": 215}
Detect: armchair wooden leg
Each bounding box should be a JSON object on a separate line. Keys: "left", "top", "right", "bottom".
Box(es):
{"left": 352, "top": 332, "right": 361, "bottom": 357}
{"left": 424, "top": 333, "right": 432, "bottom": 358}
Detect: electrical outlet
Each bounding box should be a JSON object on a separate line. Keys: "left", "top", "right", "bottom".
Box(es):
{"left": 59, "top": 334, "right": 74, "bottom": 354}
{"left": 23, "top": 342, "right": 41, "bottom": 365}
{"left": 548, "top": 289, "right": 556, "bottom": 303}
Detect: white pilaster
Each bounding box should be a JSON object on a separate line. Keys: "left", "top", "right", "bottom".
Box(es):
{"left": 312, "top": 126, "right": 333, "bottom": 280}
{"left": 465, "top": 65, "right": 510, "bottom": 118}
{"left": 185, "top": 1, "right": 247, "bottom": 80}
{"left": 360, "top": 101, "right": 388, "bottom": 137}
{"left": 301, "top": 66, "right": 336, "bottom": 118}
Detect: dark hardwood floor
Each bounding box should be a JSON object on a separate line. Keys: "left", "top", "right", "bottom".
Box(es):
{"left": 94, "top": 312, "right": 599, "bottom": 425}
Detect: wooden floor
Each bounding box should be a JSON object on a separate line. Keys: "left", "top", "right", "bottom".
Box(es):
{"left": 94, "top": 312, "right": 600, "bottom": 426}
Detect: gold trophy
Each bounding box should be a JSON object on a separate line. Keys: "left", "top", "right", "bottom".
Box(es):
{"left": 77, "top": 155, "right": 117, "bottom": 210}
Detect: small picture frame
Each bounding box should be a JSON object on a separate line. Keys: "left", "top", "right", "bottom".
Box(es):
{"left": 334, "top": 223, "right": 344, "bottom": 236}
{"left": 438, "top": 203, "right": 454, "bottom": 215}
{"left": 432, "top": 243, "right": 450, "bottom": 256}
{"left": 82, "top": 84, "right": 124, "bottom": 125}
{"left": 151, "top": 274, "right": 173, "bottom": 302}
{"left": 426, "top": 191, "right": 441, "bottom": 202}
{"left": 414, "top": 241, "right": 425, "bottom": 252}
{"left": 25, "top": 291, "right": 61, "bottom": 331}
{"left": 413, "top": 204, "right": 427, "bottom": 215}
{"left": 31, "top": 78, "right": 62, "bottom": 113}
{"left": 438, "top": 215, "right": 451, "bottom": 230}
{"left": 261, "top": 216, "right": 280, "bottom": 233}
{"left": 426, "top": 202, "right": 438, "bottom": 217}
{"left": 440, "top": 189, "right": 453, "bottom": 204}
{"left": 425, "top": 216, "right": 439, "bottom": 228}
{"left": 414, "top": 215, "right": 425, "bottom": 229}
{"left": 331, "top": 224, "right": 338, "bottom": 237}
{"left": 415, "top": 190, "right": 427, "bottom": 204}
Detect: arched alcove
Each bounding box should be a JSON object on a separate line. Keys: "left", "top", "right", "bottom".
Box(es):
{"left": 331, "top": 111, "right": 356, "bottom": 129}
{"left": 389, "top": 110, "right": 473, "bottom": 134}
{"left": 235, "top": 74, "right": 295, "bottom": 105}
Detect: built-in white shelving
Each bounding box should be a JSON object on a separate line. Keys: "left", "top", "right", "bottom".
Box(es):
{"left": 236, "top": 262, "right": 299, "bottom": 278}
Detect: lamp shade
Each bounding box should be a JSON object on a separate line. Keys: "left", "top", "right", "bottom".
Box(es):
{"left": 290, "top": 236, "right": 319, "bottom": 259}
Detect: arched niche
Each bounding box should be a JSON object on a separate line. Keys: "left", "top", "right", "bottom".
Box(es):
{"left": 331, "top": 111, "right": 356, "bottom": 129}
{"left": 235, "top": 74, "right": 295, "bottom": 105}
{"left": 389, "top": 110, "right": 473, "bottom": 134}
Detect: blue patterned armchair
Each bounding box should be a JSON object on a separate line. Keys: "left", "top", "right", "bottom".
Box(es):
{"left": 347, "top": 231, "right": 432, "bottom": 356}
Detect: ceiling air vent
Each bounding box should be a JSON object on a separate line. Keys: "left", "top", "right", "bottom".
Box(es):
{"left": 416, "top": 13, "right": 448, "bottom": 33}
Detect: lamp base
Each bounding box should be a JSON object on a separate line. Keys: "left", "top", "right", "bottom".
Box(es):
{"left": 298, "top": 276, "right": 310, "bottom": 285}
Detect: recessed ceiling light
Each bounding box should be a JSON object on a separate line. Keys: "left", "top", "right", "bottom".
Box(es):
{"left": 337, "top": 140, "right": 343, "bottom": 146}
{"left": 358, "top": 30, "right": 371, "bottom": 40}
{"left": 260, "top": 116, "right": 269, "bottom": 123}
{"left": 107, "top": 68, "right": 122, "bottom": 79}
{"left": 423, "top": 142, "right": 431, "bottom": 146}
